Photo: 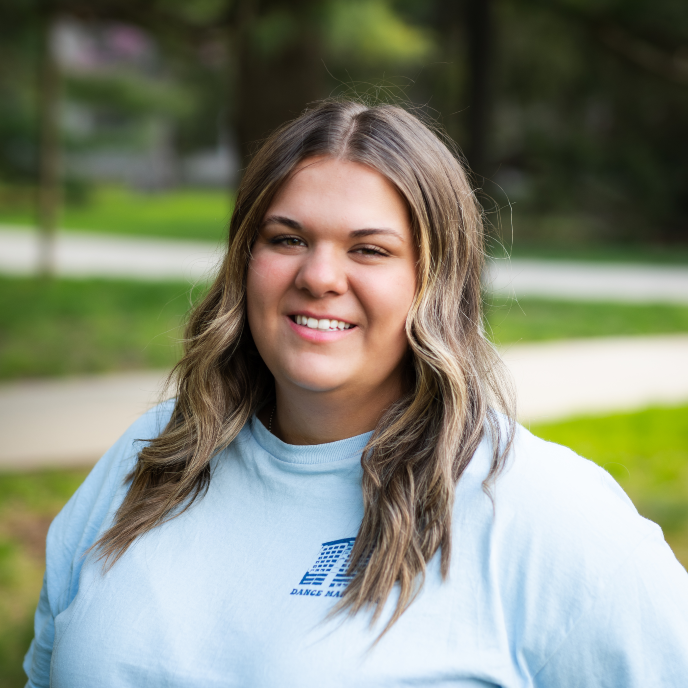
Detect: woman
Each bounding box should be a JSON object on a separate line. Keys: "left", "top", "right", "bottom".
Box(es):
{"left": 25, "top": 100, "right": 688, "bottom": 687}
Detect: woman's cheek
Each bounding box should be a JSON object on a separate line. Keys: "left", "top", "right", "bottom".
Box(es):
{"left": 366, "top": 269, "right": 416, "bottom": 330}
{"left": 248, "top": 253, "right": 293, "bottom": 310}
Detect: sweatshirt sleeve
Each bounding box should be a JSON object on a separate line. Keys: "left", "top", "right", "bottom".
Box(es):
{"left": 23, "top": 401, "right": 175, "bottom": 688}
{"left": 533, "top": 521, "right": 688, "bottom": 687}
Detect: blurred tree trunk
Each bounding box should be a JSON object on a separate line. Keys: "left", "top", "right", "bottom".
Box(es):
{"left": 37, "top": 11, "right": 61, "bottom": 277}
{"left": 465, "top": 0, "right": 493, "bottom": 179}
{"left": 433, "top": 0, "right": 464, "bottom": 148}
{"left": 231, "top": 0, "right": 325, "bottom": 173}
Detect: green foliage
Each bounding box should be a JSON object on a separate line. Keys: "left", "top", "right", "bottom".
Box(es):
{"left": 325, "top": 0, "right": 434, "bottom": 64}
{"left": 250, "top": 8, "right": 301, "bottom": 59}
{"left": 488, "top": 0, "right": 688, "bottom": 242}
{"left": 65, "top": 70, "right": 193, "bottom": 120}
{"left": 486, "top": 297, "right": 688, "bottom": 344}
{"left": 159, "top": 0, "right": 228, "bottom": 25}
{"left": 0, "top": 6, "right": 38, "bottom": 182}
{"left": 0, "top": 277, "right": 201, "bottom": 380}
{"left": 3, "top": 0, "right": 686, "bottom": 245}
{"left": 0, "top": 185, "right": 232, "bottom": 241}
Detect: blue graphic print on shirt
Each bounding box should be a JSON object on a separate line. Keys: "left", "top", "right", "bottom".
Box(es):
{"left": 291, "top": 538, "right": 356, "bottom": 598}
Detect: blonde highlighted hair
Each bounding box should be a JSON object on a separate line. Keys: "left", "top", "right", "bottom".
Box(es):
{"left": 95, "top": 99, "right": 515, "bottom": 632}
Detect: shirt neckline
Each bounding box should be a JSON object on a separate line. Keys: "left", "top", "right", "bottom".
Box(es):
{"left": 249, "top": 415, "right": 374, "bottom": 465}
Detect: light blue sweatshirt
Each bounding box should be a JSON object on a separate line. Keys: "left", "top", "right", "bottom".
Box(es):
{"left": 24, "top": 401, "right": 688, "bottom": 687}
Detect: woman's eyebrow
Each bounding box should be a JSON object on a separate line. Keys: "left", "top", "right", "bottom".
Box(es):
{"left": 350, "top": 228, "right": 404, "bottom": 241}
{"left": 262, "top": 215, "right": 303, "bottom": 230}
{"left": 262, "top": 218, "right": 404, "bottom": 242}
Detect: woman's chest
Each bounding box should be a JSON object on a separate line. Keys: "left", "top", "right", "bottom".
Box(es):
{"left": 50, "top": 516, "right": 523, "bottom": 688}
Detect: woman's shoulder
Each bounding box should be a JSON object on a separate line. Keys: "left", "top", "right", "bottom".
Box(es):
{"left": 456, "top": 420, "right": 666, "bottom": 591}
{"left": 60, "top": 398, "right": 176, "bottom": 521}
{"left": 45, "top": 400, "right": 176, "bottom": 613}
{"left": 481, "top": 422, "right": 659, "bottom": 556}
{"left": 503, "top": 423, "right": 649, "bottom": 532}
{"left": 454, "top": 421, "right": 688, "bottom": 681}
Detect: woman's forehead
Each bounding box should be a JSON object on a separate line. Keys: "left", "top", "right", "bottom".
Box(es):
{"left": 265, "top": 157, "right": 411, "bottom": 235}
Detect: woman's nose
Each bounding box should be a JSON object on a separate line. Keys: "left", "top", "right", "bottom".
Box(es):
{"left": 294, "top": 247, "right": 348, "bottom": 298}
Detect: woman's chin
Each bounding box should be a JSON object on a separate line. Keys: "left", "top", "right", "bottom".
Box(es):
{"left": 273, "top": 362, "right": 352, "bottom": 394}
{"left": 285, "top": 373, "right": 351, "bottom": 394}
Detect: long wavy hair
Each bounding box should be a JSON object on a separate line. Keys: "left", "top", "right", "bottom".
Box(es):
{"left": 95, "top": 99, "right": 515, "bottom": 632}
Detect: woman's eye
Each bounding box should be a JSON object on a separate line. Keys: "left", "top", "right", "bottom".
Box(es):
{"left": 354, "top": 245, "right": 388, "bottom": 257}
{"left": 273, "top": 235, "right": 305, "bottom": 247}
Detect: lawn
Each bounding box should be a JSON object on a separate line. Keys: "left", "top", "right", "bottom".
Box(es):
{"left": 501, "top": 241, "right": 688, "bottom": 265}
{"left": 3, "top": 277, "right": 688, "bottom": 380}
{"left": 485, "top": 297, "right": 688, "bottom": 344}
{"left": 0, "top": 185, "right": 232, "bottom": 242}
{"left": 0, "top": 467, "right": 89, "bottom": 686}
{"left": 0, "top": 277, "right": 199, "bottom": 380}
{"left": 0, "top": 404, "right": 686, "bottom": 685}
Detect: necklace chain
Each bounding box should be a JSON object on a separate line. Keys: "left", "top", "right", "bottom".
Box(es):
{"left": 268, "top": 404, "right": 276, "bottom": 434}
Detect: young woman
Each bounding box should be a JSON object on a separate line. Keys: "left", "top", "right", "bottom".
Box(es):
{"left": 25, "top": 101, "right": 688, "bottom": 687}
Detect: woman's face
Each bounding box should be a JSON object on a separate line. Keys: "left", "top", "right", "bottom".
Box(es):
{"left": 246, "top": 156, "right": 417, "bottom": 402}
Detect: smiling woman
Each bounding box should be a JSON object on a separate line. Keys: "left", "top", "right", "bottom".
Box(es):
{"left": 23, "top": 101, "right": 688, "bottom": 687}
{"left": 248, "top": 157, "right": 418, "bottom": 444}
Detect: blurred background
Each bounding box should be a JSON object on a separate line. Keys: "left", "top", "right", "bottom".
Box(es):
{"left": 1, "top": 0, "right": 688, "bottom": 683}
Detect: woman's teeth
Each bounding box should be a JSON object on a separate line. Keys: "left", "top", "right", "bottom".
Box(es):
{"left": 294, "top": 315, "right": 352, "bottom": 331}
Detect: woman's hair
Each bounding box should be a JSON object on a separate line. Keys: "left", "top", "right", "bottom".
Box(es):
{"left": 95, "top": 99, "right": 515, "bottom": 632}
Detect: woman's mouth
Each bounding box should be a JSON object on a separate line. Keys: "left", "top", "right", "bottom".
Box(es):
{"left": 291, "top": 315, "right": 354, "bottom": 331}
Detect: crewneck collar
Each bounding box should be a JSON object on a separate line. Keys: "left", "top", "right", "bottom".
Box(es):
{"left": 249, "top": 415, "right": 373, "bottom": 465}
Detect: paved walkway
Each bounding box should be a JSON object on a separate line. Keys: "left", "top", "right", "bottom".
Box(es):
{"left": 0, "top": 227, "right": 223, "bottom": 282}
{"left": 2, "top": 334, "right": 687, "bottom": 469}
{"left": 484, "top": 258, "right": 688, "bottom": 303}
{"left": 500, "top": 334, "right": 688, "bottom": 424}
{"left": 0, "top": 370, "right": 171, "bottom": 469}
{"left": 3, "top": 226, "right": 688, "bottom": 301}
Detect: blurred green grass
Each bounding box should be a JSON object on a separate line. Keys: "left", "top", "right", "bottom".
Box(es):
{"left": 500, "top": 241, "right": 688, "bottom": 265}
{"left": 0, "top": 468, "right": 89, "bottom": 687}
{"left": 486, "top": 297, "right": 688, "bottom": 344}
{"left": 0, "top": 185, "right": 232, "bottom": 242}
{"left": 0, "top": 277, "right": 199, "bottom": 379}
{"left": 2, "top": 276, "right": 688, "bottom": 380}
{"left": 1, "top": 405, "right": 686, "bottom": 685}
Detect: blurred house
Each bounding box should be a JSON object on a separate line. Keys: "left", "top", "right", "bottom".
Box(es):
{"left": 55, "top": 19, "right": 238, "bottom": 191}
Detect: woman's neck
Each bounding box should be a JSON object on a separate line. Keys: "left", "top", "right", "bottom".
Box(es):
{"left": 263, "top": 377, "right": 404, "bottom": 445}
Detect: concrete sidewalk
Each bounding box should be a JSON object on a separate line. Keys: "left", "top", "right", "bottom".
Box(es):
{"left": 484, "top": 258, "right": 688, "bottom": 303}
{"left": 0, "top": 370, "right": 171, "bottom": 469}
{"left": 0, "top": 227, "right": 223, "bottom": 282}
{"left": 4, "top": 226, "right": 688, "bottom": 301}
{"left": 1, "top": 334, "right": 687, "bottom": 470}
{"left": 500, "top": 334, "right": 688, "bottom": 423}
